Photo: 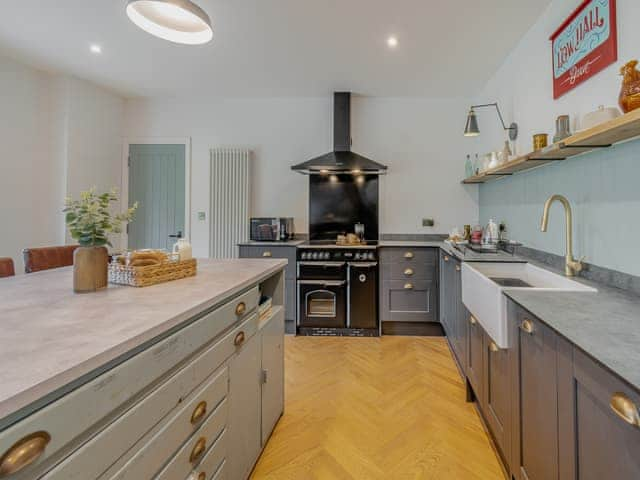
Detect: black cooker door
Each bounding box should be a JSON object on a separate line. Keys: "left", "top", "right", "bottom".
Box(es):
{"left": 298, "top": 280, "right": 347, "bottom": 328}
{"left": 348, "top": 262, "right": 378, "bottom": 329}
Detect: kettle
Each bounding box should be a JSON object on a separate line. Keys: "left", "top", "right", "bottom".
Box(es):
{"left": 483, "top": 219, "right": 499, "bottom": 245}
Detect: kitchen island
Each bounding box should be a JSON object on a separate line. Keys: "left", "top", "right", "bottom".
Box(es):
{"left": 0, "top": 258, "right": 287, "bottom": 480}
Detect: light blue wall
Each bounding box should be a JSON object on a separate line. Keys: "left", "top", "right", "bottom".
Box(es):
{"left": 479, "top": 139, "right": 640, "bottom": 276}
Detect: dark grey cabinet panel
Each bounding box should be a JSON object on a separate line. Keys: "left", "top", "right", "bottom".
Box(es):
{"left": 453, "top": 259, "right": 468, "bottom": 373}
{"left": 558, "top": 343, "right": 640, "bottom": 480}
{"left": 466, "top": 315, "right": 483, "bottom": 399}
{"left": 379, "top": 247, "right": 438, "bottom": 324}
{"left": 482, "top": 330, "right": 511, "bottom": 467}
{"left": 380, "top": 280, "right": 436, "bottom": 322}
{"left": 260, "top": 312, "right": 285, "bottom": 446}
{"left": 438, "top": 250, "right": 453, "bottom": 336}
{"left": 512, "top": 306, "right": 559, "bottom": 480}
{"left": 438, "top": 250, "right": 466, "bottom": 369}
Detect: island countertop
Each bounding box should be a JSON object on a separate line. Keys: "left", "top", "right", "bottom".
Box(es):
{"left": 0, "top": 258, "right": 287, "bottom": 426}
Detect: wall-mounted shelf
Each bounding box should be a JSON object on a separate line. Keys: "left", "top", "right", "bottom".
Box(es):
{"left": 462, "top": 108, "right": 640, "bottom": 184}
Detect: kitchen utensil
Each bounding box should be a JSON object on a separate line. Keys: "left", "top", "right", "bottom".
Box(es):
{"left": 533, "top": 133, "right": 548, "bottom": 150}
{"left": 553, "top": 115, "right": 572, "bottom": 143}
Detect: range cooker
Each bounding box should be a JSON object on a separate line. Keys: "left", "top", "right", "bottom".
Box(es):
{"left": 297, "top": 244, "right": 378, "bottom": 336}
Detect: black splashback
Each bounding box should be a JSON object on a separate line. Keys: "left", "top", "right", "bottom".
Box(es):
{"left": 309, "top": 174, "right": 379, "bottom": 242}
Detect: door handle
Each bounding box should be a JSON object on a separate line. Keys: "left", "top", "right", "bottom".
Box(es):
{"left": 610, "top": 392, "right": 640, "bottom": 428}
{"left": 168, "top": 230, "right": 183, "bottom": 238}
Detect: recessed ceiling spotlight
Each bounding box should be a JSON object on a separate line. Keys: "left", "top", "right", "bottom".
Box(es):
{"left": 387, "top": 35, "right": 398, "bottom": 48}
{"left": 90, "top": 44, "right": 102, "bottom": 54}
{"left": 126, "top": 0, "right": 213, "bottom": 45}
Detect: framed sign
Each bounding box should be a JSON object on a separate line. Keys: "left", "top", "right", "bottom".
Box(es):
{"left": 550, "top": 0, "right": 617, "bottom": 99}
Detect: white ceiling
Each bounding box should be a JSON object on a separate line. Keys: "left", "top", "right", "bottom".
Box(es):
{"left": 0, "top": 0, "right": 550, "bottom": 98}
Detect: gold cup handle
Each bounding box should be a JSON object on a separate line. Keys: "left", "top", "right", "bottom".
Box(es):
{"left": 189, "top": 437, "right": 207, "bottom": 464}
{"left": 262, "top": 251, "right": 272, "bottom": 257}
{"left": 404, "top": 283, "right": 414, "bottom": 290}
{"left": 234, "top": 331, "right": 246, "bottom": 347}
{"left": 489, "top": 341, "right": 499, "bottom": 353}
{"left": 404, "top": 268, "right": 414, "bottom": 276}
{"left": 444, "top": 255, "right": 450, "bottom": 262}
{"left": 610, "top": 392, "right": 640, "bottom": 428}
{"left": 404, "top": 252, "right": 414, "bottom": 259}
{"left": 0, "top": 431, "right": 51, "bottom": 476}
{"left": 197, "top": 473, "right": 206, "bottom": 480}
{"left": 190, "top": 401, "right": 208, "bottom": 425}
{"left": 520, "top": 319, "right": 534, "bottom": 335}
{"left": 235, "top": 302, "right": 246, "bottom": 316}
{"left": 455, "top": 265, "right": 461, "bottom": 272}
{"left": 469, "top": 316, "right": 477, "bottom": 325}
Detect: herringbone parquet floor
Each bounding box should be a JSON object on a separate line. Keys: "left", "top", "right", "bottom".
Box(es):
{"left": 251, "top": 336, "right": 506, "bottom": 480}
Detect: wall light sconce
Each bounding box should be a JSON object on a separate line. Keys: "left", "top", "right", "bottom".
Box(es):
{"left": 464, "top": 103, "right": 518, "bottom": 141}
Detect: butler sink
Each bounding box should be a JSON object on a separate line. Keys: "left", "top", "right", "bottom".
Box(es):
{"left": 461, "top": 262, "right": 596, "bottom": 348}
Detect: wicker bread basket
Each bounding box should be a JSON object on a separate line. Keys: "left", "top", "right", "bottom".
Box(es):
{"left": 109, "top": 258, "right": 197, "bottom": 287}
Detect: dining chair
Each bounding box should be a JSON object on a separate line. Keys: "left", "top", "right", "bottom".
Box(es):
{"left": 0, "top": 257, "right": 15, "bottom": 278}
{"left": 23, "top": 245, "right": 79, "bottom": 273}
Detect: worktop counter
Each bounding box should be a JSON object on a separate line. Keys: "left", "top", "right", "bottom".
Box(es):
{"left": 0, "top": 258, "right": 287, "bottom": 425}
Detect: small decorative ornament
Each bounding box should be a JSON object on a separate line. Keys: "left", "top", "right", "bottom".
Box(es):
{"left": 553, "top": 115, "right": 572, "bottom": 143}
{"left": 618, "top": 60, "right": 640, "bottom": 113}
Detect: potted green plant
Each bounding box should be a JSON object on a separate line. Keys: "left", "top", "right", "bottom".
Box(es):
{"left": 64, "top": 188, "right": 137, "bottom": 293}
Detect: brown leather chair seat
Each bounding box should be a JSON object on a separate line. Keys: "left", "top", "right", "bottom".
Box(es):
{"left": 0, "top": 257, "right": 15, "bottom": 278}
{"left": 23, "top": 245, "right": 79, "bottom": 273}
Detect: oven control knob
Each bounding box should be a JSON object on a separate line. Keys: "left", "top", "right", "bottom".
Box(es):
{"left": 367, "top": 252, "right": 375, "bottom": 260}
{"left": 312, "top": 252, "right": 319, "bottom": 260}
{"left": 323, "top": 252, "right": 330, "bottom": 260}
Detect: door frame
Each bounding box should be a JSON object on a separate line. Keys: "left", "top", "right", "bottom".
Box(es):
{"left": 120, "top": 137, "right": 192, "bottom": 250}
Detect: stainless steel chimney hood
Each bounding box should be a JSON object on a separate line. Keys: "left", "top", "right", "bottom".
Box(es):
{"left": 291, "top": 92, "right": 388, "bottom": 175}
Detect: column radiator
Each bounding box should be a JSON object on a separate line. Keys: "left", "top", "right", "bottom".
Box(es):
{"left": 210, "top": 148, "right": 251, "bottom": 258}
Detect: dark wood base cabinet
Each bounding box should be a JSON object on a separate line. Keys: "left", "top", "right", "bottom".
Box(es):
{"left": 439, "top": 257, "right": 640, "bottom": 480}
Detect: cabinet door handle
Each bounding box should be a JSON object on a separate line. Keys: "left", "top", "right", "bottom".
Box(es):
{"left": 444, "top": 255, "right": 450, "bottom": 262}
{"left": 189, "top": 437, "right": 207, "bottom": 464}
{"left": 404, "top": 268, "right": 414, "bottom": 276}
{"left": 610, "top": 392, "right": 640, "bottom": 428}
{"left": 469, "top": 316, "right": 477, "bottom": 325}
{"left": 520, "top": 319, "right": 534, "bottom": 334}
{"left": 0, "top": 431, "right": 51, "bottom": 476}
{"left": 455, "top": 265, "right": 461, "bottom": 272}
{"left": 235, "top": 302, "right": 246, "bottom": 316}
{"left": 489, "top": 341, "right": 499, "bottom": 352}
{"left": 262, "top": 369, "right": 268, "bottom": 384}
{"left": 404, "top": 252, "right": 414, "bottom": 259}
{"left": 234, "top": 331, "right": 245, "bottom": 346}
{"left": 262, "top": 251, "right": 273, "bottom": 257}
{"left": 404, "top": 283, "right": 414, "bottom": 290}
{"left": 197, "top": 473, "right": 206, "bottom": 480}
{"left": 190, "top": 401, "right": 208, "bottom": 425}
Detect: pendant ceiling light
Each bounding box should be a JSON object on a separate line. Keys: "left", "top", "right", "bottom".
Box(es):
{"left": 126, "top": 0, "right": 213, "bottom": 45}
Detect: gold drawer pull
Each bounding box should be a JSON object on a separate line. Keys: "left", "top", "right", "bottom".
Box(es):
{"left": 404, "top": 283, "right": 413, "bottom": 290}
{"left": 455, "top": 265, "right": 461, "bottom": 272}
{"left": 520, "top": 319, "right": 534, "bottom": 334}
{"left": 610, "top": 392, "right": 640, "bottom": 427}
{"left": 0, "top": 431, "right": 51, "bottom": 476}
{"left": 404, "top": 251, "right": 414, "bottom": 259}
{"left": 489, "top": 341, "right": 499, "bottom": 352}
{"left": 197, "top": 473, "right": 206, "bottom": 480}
{"left": 262, "top": 251, "right": 272, "bottom": 257}
{"left": 404, "top": 268, "right": 414, "bottom": 276}
{"left": 189, "top": 437, "right": 207, "bottom": 464}
{"left": 190, "top": 401, "right": 208, "bottom": 425}
{"left": 444, "top": 255, "right": 450, "bottom": 262}
{"left": 469, "top": 316, "right": 477, "bottom": 325}
{"left": 235, "top": 302, "right": 246, "bottom": 316}
{"left": 234, "top": 331, "right": 246, "bottom": 346}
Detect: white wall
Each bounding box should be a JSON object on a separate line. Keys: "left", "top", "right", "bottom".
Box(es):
{"left": 0, "top": 54, "right": 125, "bottom": 272}
{"left": 475, "top": 0, "right": 640, "bottom": 275}
{"left": 124, "top": 95, "right": 479, "bottom": 257}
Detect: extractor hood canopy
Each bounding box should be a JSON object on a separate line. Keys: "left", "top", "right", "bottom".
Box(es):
{"left": 291, "top": 92, "right": 388, "bottom": 175}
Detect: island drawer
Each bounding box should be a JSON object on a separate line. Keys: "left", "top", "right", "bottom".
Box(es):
{"left": 184, "top": 438, "right": 226, "bottom": 480}
{"left": 379, "top": 247, "right": 436, "bottom": 265}
{"left": 153, "top": 411, "right": 227, "bottom": 480}
{"left": 0, "top": 287, "right": 258, "bottom": 480}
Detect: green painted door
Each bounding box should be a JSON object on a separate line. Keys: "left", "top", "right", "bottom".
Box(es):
{"left": 128, "top": 144, "right": 185, "bottom": 251}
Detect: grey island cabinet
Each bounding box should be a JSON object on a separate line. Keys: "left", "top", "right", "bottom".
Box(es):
{"left": 0, "top": 259, "right": 287, "bottom": 480}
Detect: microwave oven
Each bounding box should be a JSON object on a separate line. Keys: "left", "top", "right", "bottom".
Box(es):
{"left": 250, "top": 218, "right": 295, "bottom": 241}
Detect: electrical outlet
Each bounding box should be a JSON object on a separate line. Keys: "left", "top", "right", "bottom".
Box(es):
{"left": 422, "top": 218, "right": 435, "bottom": 227}
{"left": 197, "top": 211, "right": 206, "bottom": 221}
